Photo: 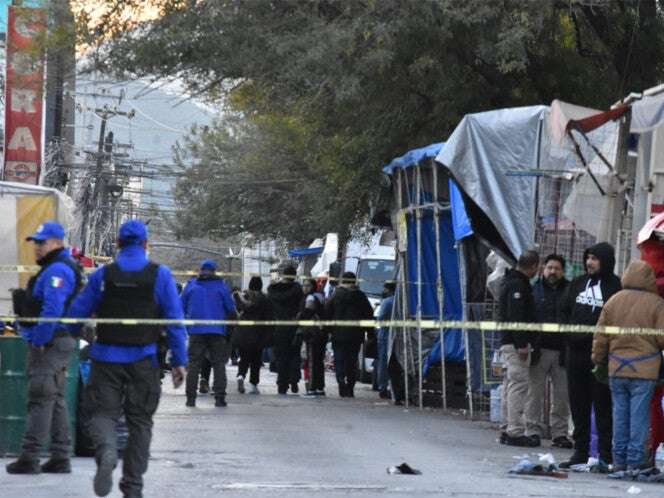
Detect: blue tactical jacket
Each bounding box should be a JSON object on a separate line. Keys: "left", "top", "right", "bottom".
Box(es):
{"left": 66, "top": 244, "right": 188, "bottom": 367}
{"left": 181, "top": 276, "right": 236, "bottom": 335}
{"left": 21, "top": 247, "right": 78, "bottom": 347}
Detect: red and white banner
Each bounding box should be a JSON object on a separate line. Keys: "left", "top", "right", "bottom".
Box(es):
{"left": 2, "top": 7, "right": 46, "bottom": 184}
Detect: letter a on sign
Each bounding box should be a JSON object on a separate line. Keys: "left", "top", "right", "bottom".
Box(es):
{"left": 7, "top": 127, "right": 37, "bottom": 151}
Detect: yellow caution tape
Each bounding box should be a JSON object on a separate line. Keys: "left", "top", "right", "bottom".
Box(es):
{"left": 1, "top": 316, "right": 663, "bottom": 337}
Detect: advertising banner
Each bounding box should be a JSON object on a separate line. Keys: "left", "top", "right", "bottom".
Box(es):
{"left": 2, "top": 6, "right": 46, "bottom": 184}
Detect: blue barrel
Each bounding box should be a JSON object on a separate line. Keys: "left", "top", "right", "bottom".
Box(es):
{"left": 0, "top": 336, "right": 78, "bottom": 456}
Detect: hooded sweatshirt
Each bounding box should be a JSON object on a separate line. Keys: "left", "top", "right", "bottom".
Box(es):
{"left": 560, "top": 242, "right": 622, "bottom": 351}
{"left": 591, "top": 260, "right": 664, "bottom": 380}
{"left": 267, "top": 280, "right": 304, "bottom": 347}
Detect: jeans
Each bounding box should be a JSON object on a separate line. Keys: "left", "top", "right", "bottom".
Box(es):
{"left": 274, "top": 344, "right": 301, "bottom": 391}
{"left": 306, "top": 338, "right": 327, "bottom": 391}
{"left": 376, "top": 328, "right": 389, "bottom": 392}
{"left": 567, "top": 345, "right": 613, "bottom": 461}
{"left": 238, "top": 348, "right": 262, "bottom": 386}
{"left": 186, "top": 334, "right": 230, "bottom": 399}
{"left": 610, "top": 377, "right": 656, "bottom": 468}
{"left": 333, "top": 342, "right": 361, "bottom": 388}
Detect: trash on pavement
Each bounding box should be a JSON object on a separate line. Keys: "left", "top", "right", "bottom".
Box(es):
{"left": 538, "top": 453, "right": 556, "bottom": 466}
{"left": 386, "top": 463, "right": 422, "bottom": 475}
{"left": 508, "top": 458, "right": 567, "bottom": 479}
{"left": 627, "top": 485, "right": 642, "bottom": 494}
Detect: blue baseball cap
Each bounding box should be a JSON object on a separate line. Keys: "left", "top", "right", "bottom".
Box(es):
{"left": 200, "top": 259, "right": 218, "bottom": 271}
{"left": 118, "top": 220, "right": 148, "bottom": 244}
{"left": 26, "top": 221, "right": 65, "bottom": 242}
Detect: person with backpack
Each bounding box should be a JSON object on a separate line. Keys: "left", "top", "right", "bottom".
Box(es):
{"left": 6, "top": 222, "right": 82, "bottom": 475}
{"left": 233, "top": 276, "right": 274, "bottom": 394}
{"left": 326, "top": 271, "right": 374, "bottom": 398}
{"left": 297, "top": 278, "right": 328, "bottom": 396}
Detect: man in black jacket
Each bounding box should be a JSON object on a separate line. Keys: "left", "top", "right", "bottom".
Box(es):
{"left": 559, "top": 242, "right": 621, "bottom": 469}
{"left": 498, "top": 250, "right": 539, "bottom": 447}
{"left": 326, "top": 271, "right": 374, "bottom": 398}
{"left": 267, "top": 265, "right": 304, "bottom": 394}
{"left": 524, "top": 254, "right": 572, "bottom": 449}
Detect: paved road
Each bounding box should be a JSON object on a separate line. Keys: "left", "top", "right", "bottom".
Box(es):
{"left": 2, "top": 367, "right": 663, "bottom": 497}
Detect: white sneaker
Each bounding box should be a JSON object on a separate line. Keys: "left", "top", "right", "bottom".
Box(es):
{"left": 237, "top": 376, "right": 245, "bottom": 394}
{"left": 249, "top": 384, "right": 260, "bottom": 395}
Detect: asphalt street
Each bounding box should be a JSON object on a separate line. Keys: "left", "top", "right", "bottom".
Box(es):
{"left": 2, "top": 367, "right": 664, "bottom": 498}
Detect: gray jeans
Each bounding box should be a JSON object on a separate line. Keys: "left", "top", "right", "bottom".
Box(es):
{"left": 86, "top": 358, "right": 161, "bottom": 496}
{"left": 20, "top": 335, "right": 76, "bottom": 460}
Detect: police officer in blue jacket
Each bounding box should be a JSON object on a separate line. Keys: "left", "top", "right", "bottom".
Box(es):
{"left": 6, "top": 222, "right": 81, "bottom": 475}
{"left": 66, "top": 220, "right": 187, "bottom": 498}
{"left": 181, "top": 259, "right": 237, "bottom": 407}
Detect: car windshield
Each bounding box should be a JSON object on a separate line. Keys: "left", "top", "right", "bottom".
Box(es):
{"left": 357, "top": 259, "right": 396, "bottom": 297}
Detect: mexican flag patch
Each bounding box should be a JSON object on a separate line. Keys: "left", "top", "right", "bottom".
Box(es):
{"left": 50, "top": 276, "right": 64, "bottom": 288}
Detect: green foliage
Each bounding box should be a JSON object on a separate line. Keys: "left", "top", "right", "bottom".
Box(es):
{"left": 80, "top": 0, "right": 664, "bottom": 243}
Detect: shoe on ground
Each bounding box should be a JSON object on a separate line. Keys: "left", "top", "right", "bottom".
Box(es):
{"left": 185, "top": 397, "right": 196, "bottom": 407}
{"left": 215, "top": 397, "right": 227, "bottom": 407}
{"left": 94, "top": 447, "right": 117, "bottom": 497}
{"left": 551, "top": 436, "right": 574, "bottom": 449}
{"left": 338, "top": 385, "right": 347, "bottom": 397}
{"left": 237, "top": 376, "right": 245, "bottom": 394}
{"left": 305, "top": 390, "right": 317, "bottom": 396}
{"left": 559, "top": 451, "right": 589, "bottom": 469}
{"left": 40, "top": 457, "right": 71, "bottom": 473}
{"left": 278, "top": 385, "right": 288, "bottom": 395}
{"left": 503, "top": 434, "right": 536, "bottom": 447}
{"left": 5, "top": 458, "right": 41, "bottom": 474}
{"left": 499, "top": 432, "right": 508, "bottom": 445}
{"left": 315, "top": 390, "right": 326, "bottom": 396}
{"left": 249, "top": 384, "right": 260, "bottom": 394}
{"left": 379, "top": 390, "right": 390, "bottom": 399}
{"left": 526, "top": 434, "right": 541, "bottom": 447}
{"left": 394, "top": 399, "right": 404, "bottom": 406}
{"left": 290, "top": 383, "right": 299, "bottom": 394}
{"left": 198, "top": 379, "right": 210, "bottom": 394}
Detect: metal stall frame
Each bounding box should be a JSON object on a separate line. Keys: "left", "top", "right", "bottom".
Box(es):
{"left": 415, "top": 163, "right": 424, "bottom": 410}
{"left": 432, "top": 158, "right": 448, "bottom": 410}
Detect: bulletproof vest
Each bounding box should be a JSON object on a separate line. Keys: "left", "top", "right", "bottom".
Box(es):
{"left": 96, "top": 262, "right": 161, "bottom": 346}
{"left": 13, "top": 252, "right": 82, "bottom": 326}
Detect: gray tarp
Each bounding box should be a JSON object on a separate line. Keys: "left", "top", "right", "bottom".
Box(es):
{"left": 435, "top": 106, "right": 548, "bottom": 260}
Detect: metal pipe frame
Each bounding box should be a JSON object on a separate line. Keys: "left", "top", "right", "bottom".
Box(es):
{"left": 432, "top": 160, "right": 447, "bottom": 410}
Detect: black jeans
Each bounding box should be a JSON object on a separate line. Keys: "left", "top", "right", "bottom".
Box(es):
{"left": 86, "top": 358, "right": 161, "bottom": 497}
{"left": 307, "top": 339, "right": 326, "bottom": 391}
{"left": 567, "top": 345, "right": 613, "bottom": 462}
{"left": 200, "top": 356, "right": 211, "bottom": 383}
{"left": 274, "top": 344, "right": 301, "bottom": 391}
{"left": 333, "top": 342, "right": 360, "bottom": 388}
{"left": 238, "top": 348, "right": 262, "bottom": 386}
{"left": 186, "top": 334, "right": 230, "bottom": 399}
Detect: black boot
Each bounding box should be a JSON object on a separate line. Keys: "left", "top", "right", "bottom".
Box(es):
{"left": 559, "top": 450, "right": 589, "bottom": 469}
{"left": 186, "top": 396, "right": 196, "bottom": 407}
{"left": 41, "top": 457, "right": 71, "bottom": 473}
{"left": 290, "top": 383, "right": 299, "bottom": 394}
{"left": 338, "top": 384, "right": 347, "bottom": 397}
{"left": 94, "top": 446, "right": 117, "bottom": 497}
{"left": 6, "top": 458, "right": 41, "bottom": 474}
{"left": 215, "top": 395, "right": 227, "bottom": 407}
{"left": 347, "top": 383, "right": 355, "bottom": 398}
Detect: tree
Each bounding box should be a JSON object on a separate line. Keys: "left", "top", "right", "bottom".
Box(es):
{"left": 78, "top": 0, "right": 664, "bottom": 243}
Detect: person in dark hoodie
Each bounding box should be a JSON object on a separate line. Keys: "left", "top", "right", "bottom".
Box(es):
{"left": 267, "top": 265, "right": 304, "bottom": 394}
{"left": 296, "top": 278, "right": 328, "bottom": 396}
{"left": 326, "top": 271, "right": 374, "bottom": 398}
{"left": 558, "top": 242, "right": 622, "bottom": 469}
{"left": 524, "top": 254, "right": 572, "bottom": 449}
{"left": 233, "top": 276, "right": 274, "bottom": 394}
{"left": 181, "top": 260, "right": 237, "bottom": 408}
{"left": 498, "top": 249, "right": 539, "bottom": 447}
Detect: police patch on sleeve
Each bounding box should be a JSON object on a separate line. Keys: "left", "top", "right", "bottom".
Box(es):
{"left": 513, "top": 292, "right": 521, "bottom": 299}
{"left": 51, "top": 276, "right": 64, "bottom": 288}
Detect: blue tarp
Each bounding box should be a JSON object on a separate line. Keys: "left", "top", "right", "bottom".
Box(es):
{"left": 449, "top": 179, "right": 473, "bottom": 241}
{"left": 288, "top": 246, "right": 324, "bottom": 258}
{"left": 382, "top": 142, "right": 444, "bottom": 175}
{"left": 405, "top": 211, "right": 465, "bottom": 366}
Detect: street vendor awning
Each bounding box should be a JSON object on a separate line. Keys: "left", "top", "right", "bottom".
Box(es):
{"left": 382, "top": 142, "right": 444, "bottom": 175}
{"left": 287, "top": 246, "right": 323, "bottom": 258}
{"left": 549, "top": 99, "right": 629, "bottom": 145}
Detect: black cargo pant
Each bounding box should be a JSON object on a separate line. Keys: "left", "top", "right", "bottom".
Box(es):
{"left": 307, "top": 338, "right": 327, "bottom": 391}
{"left": 20, "top": 335, "right": 76, "bottom": 461}
{"left": 333, "top": 342, "right": 361, "bottom": 388}
{"left": 237, "top": 348, "right": 262, "bottom": 386}
{"left": 186, "top": 334, "right": 230, "bottom": 400}
{"left": 86, "top": 358, "right": 161, "bottom": 496}
{"left": 567, "top": 346, "right": 613, "bottom": 462}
